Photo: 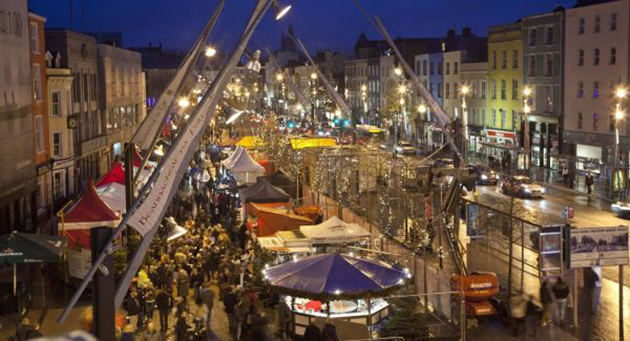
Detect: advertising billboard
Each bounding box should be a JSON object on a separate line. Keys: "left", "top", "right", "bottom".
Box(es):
{"left": 569, "top": 226, "right": 629, "bottom": 268}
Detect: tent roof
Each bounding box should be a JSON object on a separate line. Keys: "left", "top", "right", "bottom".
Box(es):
{"left": 236, "top": 136, "right": 265, "bottom": 149}
{"left": 95, "top": 162, "right": 125, "bottom": 187}
{"left": 223, "top": 147, "right": 265, "bottom": 173}
{"left": 240, "top": 179, "right": 291, "bottom": 203}
{"left": 64, "top": 183, "right": 119, "bottom": 225}
{"left": 264, "top": 253, "right": 407, "bottom": 299}
{"left": 250, "top": 203, "right": 313, "bottom": 237}
{"left": 300, "top": 216, "right": 370, "bottom": 244}
{"left": 222, "top": 146, "right": 244, "bottom": 166}
{"left": 96, "top": 182, "right": 126, "bottom": 213}
{"left": 290, "top": 138, "right": 337, "bottom": 150}
{"left": 258, "top": 170, "right": 295, "bottom": 187}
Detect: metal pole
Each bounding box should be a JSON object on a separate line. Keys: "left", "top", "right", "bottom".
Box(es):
{"left": 621, "top": 265, "right": 625, "bottom": 341}
{"left": 90, "top": 227, "right": 115, "bottom": 340}
{"left": 616, "top": 110, "right": 622, "bottom": 202}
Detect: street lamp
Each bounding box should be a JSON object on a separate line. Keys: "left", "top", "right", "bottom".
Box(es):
{"left": 276, "top": 73, "right": 284, "bottom": 82}
{"left": 272, "top": 0, "right": 292, "bottom": 20}
{"left": 310, "top": 72, "right": 318, "bottom": 80}
{"left": 205, "top": 46, "right": 217, "bottom": 57}
{"left": 522, "top": 85, "right": 532, "bottom": 169}
{"left": 394, "top": 67, "right": 403, "bottom": 77}
{"left": 614, "top": 86, "right": 627, "bottom": 201}
{"left": 460, "top": 85, "right": 470, "bottom": 162}
{"left": 178, "top": 97, "right": 190, "bottom": 108}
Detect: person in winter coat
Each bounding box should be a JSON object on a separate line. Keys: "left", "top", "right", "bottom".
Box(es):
{"left": 585, "top": 172, "right": 595, "bottom": 195}
{"left": 155, "top": 289, "right": 171, "bottom": 332}
{"left": 540, "top": 279, "right": 553, "bottom": 326}
{"left": 585, "top": 266, "right": 602, "bottom": 313}
{"left": 175, "top": 312, "right": 190, "bottom": 341}
{"left": 277, "top": 302, "right": 292, "bottom": 340}
{"left": 552, "top": 277, "right": 570, "bottom": 325}
{"left": 304, "top": 320, "right": 323, "bottom": 341}
{"left": 200, "top": 282, "right": 215, "bottom": 331}
{"left": 509, "top": 293, "right": 529, "bottom": 337}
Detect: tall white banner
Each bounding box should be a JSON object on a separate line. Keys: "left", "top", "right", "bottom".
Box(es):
{"left": 131, "top": 1, "right": 224, "bottom": 150}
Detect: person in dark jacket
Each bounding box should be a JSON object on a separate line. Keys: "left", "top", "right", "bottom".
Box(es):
{"left": 322, "top": 319, "right": 340, "bottom": 341}
{"left": 223, "top": 286, "right": 238, "bottom": 335}
{"left": 304, "top": 320, "right": 323, "bottom": 341}
{"left": 155, "top": 289, "right": 171, "bottom": 332}
{"left": 552, "top": 277, "right": 570, "bottom": 325}
{"left": 175, "top": 312, "right": 190, "bottom": 341}
{"left": 540, "top": 279, "right": 553, "bottom": 326}
{"left": 200, "top": 282, "right": 215, "bottom": 331}
{"left": 124, "top": 290, "right": 141, "bottom": 329}
{"left": 585, "top": 172, "right": 595, "bottom": 195}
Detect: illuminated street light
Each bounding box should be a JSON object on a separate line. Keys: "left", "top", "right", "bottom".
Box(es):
{"left": 272, "top": 0, "right": 292, "bottom": 20}
{"left": 205, "top": 46, "right": 217, "bottom": 57}
{"left": 523, "top": 86, "right": 532, "bottom": 97}
{"left": 615, "top": 109, "right": 624, "bottom": 120}
{"left": 361, "top": 84, "right": 367, "bottom": 92}
{"left": 394, "top": 67, "right": 402, "bottom": 76}
{"left": 398, "top": 85, "right": 406, "bottom": 94}
{"left": 461, "top": 85, "right": 470, "bottom": 96}
{"left": 310, "top": 72, "right": 318, "bottom": 80}
{"left": 153, "top": 145, "right": 165, "bottom": 156}
{"left": 616, "top": 86, "right": 628, "bottom": 99}
{"left": 276, "top": 73, "right": 284, "bottom": 82}
{"left": 178, "top": 97, "right": 190, "bottom": 108}
{"left": 418, "top": 103, "right": 427, "bottom": 113}
{"left": 524, "top": 104, "right": 531, "bottom": 114}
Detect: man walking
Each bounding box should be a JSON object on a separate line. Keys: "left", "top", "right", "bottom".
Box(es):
{"left": 552, "top": 277, "right": 570, "bottom": 326}
{"left": 585, "top": 172, "right": 594, "bottom": 195}
{"left": 200, "top": 282, "right": 215, "bottom": 332}
{"left": 156, "top": 288, "right": 171, "bottom": 333}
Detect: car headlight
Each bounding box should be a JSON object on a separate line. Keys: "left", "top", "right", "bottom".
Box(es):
{"left": 481, "top": 175, "right": 488, "bottom": 180}
{"left": 523, "top": 188, "right": 532, "bottom": 193}
{"left": 541, "top": 187, "right": 546, "bottom": 194}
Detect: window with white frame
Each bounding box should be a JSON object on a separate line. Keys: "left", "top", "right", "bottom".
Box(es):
{"left": 578, "top": 49, "right": 584, "bottom": 66}
{"left": 33, "top": 64, "right": 42, "bottom": 101}
{"left": 610, "top": 47, "right": 617, "bottom": 65}
{"left": 611, "top": 13, "right": 618, "bottom": 31}
{"left": 35, "top": 116, "right": 44, "bottom": 153}
{"left": 30, "top": 22, "right": 39, "bottom": 53}
{"left": 51, "top": 91, "right": 61, "bottom": 117}
{"left": 579, "top": 17, "right": 585, "bottom": 35}
{"left": 52, "top": 132, "right": 62, "bottom": 157}
{"left": 594, "top": 48, "right": 600, "bottom": 65}
{"left": 594, "top": 15, "right": 601, "bottom": 33}
{"left": 480, "top": 80, "right": 487, "bottom": 99}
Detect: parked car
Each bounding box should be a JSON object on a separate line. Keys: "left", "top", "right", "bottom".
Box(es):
{"left": 612, "top": 202, "right": 630, "bottom": 219}
{"left": 467, "top": 165, "right": 499, "bottom": 185}
{"left": 500, "top": 175, "right": 545, "bottom": 198}
{"left": 395, "top": 141, "right": 417, "bottom": 155}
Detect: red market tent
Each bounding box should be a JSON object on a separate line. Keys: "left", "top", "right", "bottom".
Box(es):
{"left": 249, "top": 203, "right": 313, "bottom": 237}
{"left": 95, "top": 162, "right": 125, "bottom": 187}
{"left": 61, "top": 182, "right": 120, "bottom": 249}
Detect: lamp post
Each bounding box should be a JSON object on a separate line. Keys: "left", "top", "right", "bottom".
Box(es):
{"left": 614, "top": 86, "right": 626, "bottom": 202}
{"left": 460, "top": 85, "right": 470, "bottom": 163}
{"left": 418, "top": 103, "right": 427, "bottom": 148}
{"left": 523, "top": 86, "right": 532, "bottom": 170}
{"left": 310, "top": 72, "right": 318, "bottom": 128}
{"left": 361, "top": 84, "right": 367, "bottom": 121}
{"left": 396, "top": 83, "right": 406, "bottom": 152}
{"left": 275, "top": 73, "right": 284, "bottom": 114}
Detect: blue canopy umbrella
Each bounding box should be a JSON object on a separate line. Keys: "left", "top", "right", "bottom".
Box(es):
{"left": 263, "top": 253, "right": 410, "bottom": 300}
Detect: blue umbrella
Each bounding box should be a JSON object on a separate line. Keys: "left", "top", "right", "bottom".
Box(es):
{"left": 263, "top": 253, "right": 410, "bottom": 300}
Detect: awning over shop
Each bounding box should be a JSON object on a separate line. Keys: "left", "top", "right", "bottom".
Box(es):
{"left": 290, "top": 138, "right": 337, "bottom": 150}
{"left": 96, "top": 162, "right": 125, "bottom": 187}
{"left": 257, "top": 170, "right": 299, "bottom": 199}
{"left": 249, "top": 202, "right": 312, "bottom": 237}
{"left": 222, "top": 146, "right": 265, "bottom": 184}
{"left": 236, "top": 136, "right": 265, "bottom": 149}
{"left": 240, "top": 179, "right": 291, "bottom": 204}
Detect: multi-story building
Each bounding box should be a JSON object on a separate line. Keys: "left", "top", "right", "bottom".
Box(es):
{"left": 522, "top": 7, "right": 565, "bottom": 168}
{"left": 414, "top": 52, "right": 444, "bottom": 147}
{"left": 460, "top": 62, "right": 489, "bottom": 152}
{"left": 46, "top": 29, "right": 108, "bottom": 188}
{"left": 563, "top": 0, "right": 629, "bottom": 170}
{"left": 29, "top": 12, "right": 52, "bottom": 223}
{"left": 344, "top": 59, "right": 368, "bottom": 116}
{"left": 0, "top": 0, "right": 38, "bottom": 233}
{"left": 46, "top": 51, "right": 76, "bottom": 202}
{"left": 487, "top": 23, "right": 522, "bottom": 145}
{"left": 442, "top": 50, "right": 466, "bottom": 118}
{"left": 97, "top": 44, "right": 145, "bottom": 160}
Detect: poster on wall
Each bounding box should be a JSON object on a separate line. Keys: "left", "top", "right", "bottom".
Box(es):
{"left": 569, "top": 226, "right": 629, "bottom": 268}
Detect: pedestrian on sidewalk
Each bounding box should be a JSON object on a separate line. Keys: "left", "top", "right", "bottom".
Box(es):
{"left": 525, "top": 296, "right": 542, "bottom": 338}
{"left": 585, "top": 266, "right": 602, "bottom": 313}
{"left": 156, "top": 288, "right": 171, "bottom": 333}
{"left": 223, "top": 286, "right": 238, "bottom": 335}
{"left": 540, "top": 279, "right": 553, "bottom": 326}
{"left": 175, "top": 311, "right": 190, "bottom": 341}
{"left": 124, "top": 289, "right": 142, "bottom": 330}
{"left": 200, "top": 282, "right": 215, "bottom": 331}
{"left": 141, "top": 322, "right": 162, "bottom": 341}
{"left": 322, "top": 318, "right": 340, "bottom": 341}
{"left": 586, "top": 172, "right": 595, "bottom": 195}
{"left": 552, "top": 277, "right": 570, "bottom": 326}
{"left": 304, "top": 320, "right": 323, "bottom": 341}
{"left": 562, "top": 165, "right": 569, "bottom": 185}
{"left": 277, "top": 301, "right": 292, "bottom": 340}
{"left": 508, "top": 292, "right": 528, "bottom": 337}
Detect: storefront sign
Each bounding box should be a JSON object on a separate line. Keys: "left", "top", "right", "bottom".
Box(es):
{"left": 568, "top": 226, "right": 629, "bottom": 268}
{"left": 485, "top": 129, "right": 516, "bottom": 140}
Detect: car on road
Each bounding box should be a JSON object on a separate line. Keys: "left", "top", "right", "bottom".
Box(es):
{"left": 467, "top": 165, "right": 499, "bottom": 185}
{"left": 395, "top": 141, "right": 417, "bottom": 155}
{"left": 612, "top": 202, "right": 630, "bottom": 218}
{"left": 500, "top": 175, "right": 545, "bottom": 198}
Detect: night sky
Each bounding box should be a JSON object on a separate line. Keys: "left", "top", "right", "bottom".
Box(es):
{"left": 29, "top": 0, "right": 574, "bottom": 55}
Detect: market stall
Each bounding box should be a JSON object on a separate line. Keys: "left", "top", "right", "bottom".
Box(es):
{"left": 300, "top": 216, "right": 370, "bottom": 252}
{"left": 257, "top": 170, "right": 300, "bottom": 199}
{"left": 263, "top": 253, "right": 410, "bottom": 337}
{"left": 61, "top": 183, "right": 120, "bottom": 249}
{"left": 222, "top": 146, "right": 265, "bottom": 184}
{"left": 290, "top": 137, "right": 337, "bottom": 150}
{"left": 249, "top": 203, "right": 313, "bottom": 237}
{"left": 239, "top": 179, "right": 291, "bottom": 205}
{"left": 236, "top": 136, "right": 265, "bottom": 149}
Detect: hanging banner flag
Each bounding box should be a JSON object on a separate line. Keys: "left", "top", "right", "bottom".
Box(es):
{"left": 131, "top": 0, "right": 225, "bottom": 150}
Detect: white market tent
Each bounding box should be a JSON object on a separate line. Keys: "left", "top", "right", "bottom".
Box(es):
{"left": 299, "top": 216, "right": 371, "bottom": 245}
{"left": 95, "top": 183, "right": 126, "bottom": 213}
{"left": 221, "top": 146, "right": 264, "bottom": 184}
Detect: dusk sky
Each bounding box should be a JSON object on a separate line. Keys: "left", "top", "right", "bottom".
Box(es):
{"left": 29, "top": 0, "right": 574, "bottom": 55}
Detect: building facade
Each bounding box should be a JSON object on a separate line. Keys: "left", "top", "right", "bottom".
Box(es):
{"left": 522, "top": 8, "right": 565, "bottom": 168}
{"left": 97, "top": 44, "right": 144, "bottom": 161}
{"left": 460, "top": 62, "right": 489, "bottom": 153}
{"left": 563, "top": 0, "right": 629, "bottom": 170}
{"left": 443, "top": 50, "right": 466, "bottom": 118}
{"left": 487, "top": 23, "right": 523, "bottom": 145}
{"left": 46, "top": 29, "right": 108, "bottom": 188}
{"left": 29, "top": 12, "right": 52, "bottom": 224}
{"left": 344, "top": 59, "right": 368, "bottom": 116}
{"left": 0, "top": 0, "right": 38, "bottom": 233}
{"left": 46, "top": 51, "right": 76, "bottom": 203}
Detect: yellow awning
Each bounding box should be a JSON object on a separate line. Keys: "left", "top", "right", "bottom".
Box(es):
{"left": 236, "top": 136, "right": 265, "bottom": 148}
{"left": 290, "top": 138, "right": 337, "bottom": 150}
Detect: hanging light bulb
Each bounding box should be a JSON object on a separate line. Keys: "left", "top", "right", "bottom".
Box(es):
{"left": 154, "top": 145, "right": 165, "bottom": 156}
{"left": 205, "top": 46, "right": 217, "bottom": 57}
{"left": 272, "top": 0, "right": 291, "bottom": 20}
{"left": 178, "top": 97, "right": 190, "bottom": 108}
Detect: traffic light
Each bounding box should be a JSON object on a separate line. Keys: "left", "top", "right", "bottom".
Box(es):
{"left": 333, "top": 118, "right": 340, "bottom": 126}
{"left": 343, "top": 119, "right": 350, "bottom": 127}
